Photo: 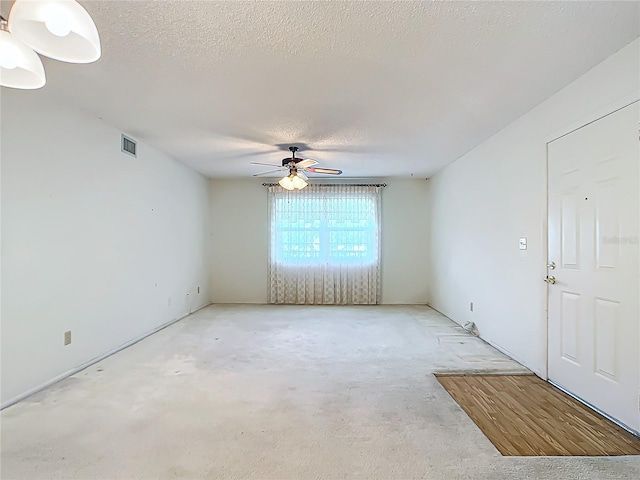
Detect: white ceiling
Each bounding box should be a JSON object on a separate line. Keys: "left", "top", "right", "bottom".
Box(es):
{"left": 4, "top": 1, "right": 639, "bottom": 178}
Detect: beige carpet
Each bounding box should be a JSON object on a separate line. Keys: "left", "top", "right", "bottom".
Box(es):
{"left": 1, "top": 305, "right": 639, "bottom": 479}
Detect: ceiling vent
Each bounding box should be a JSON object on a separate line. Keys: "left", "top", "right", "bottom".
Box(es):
{"left": 121, "top": 134, "right": 137, "bottom": 157}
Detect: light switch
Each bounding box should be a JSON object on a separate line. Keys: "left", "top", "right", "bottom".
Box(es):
{"left": 519, "top": 237, "right": 527, "bottom": 250}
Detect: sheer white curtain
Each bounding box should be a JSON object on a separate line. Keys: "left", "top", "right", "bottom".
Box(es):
{"left": 268, "top": 184, "right": 381, "bottom": 304}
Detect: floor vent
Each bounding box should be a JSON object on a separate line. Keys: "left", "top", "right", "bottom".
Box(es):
{"left": 121, "top": 134, "right": 137, "bottom": 157}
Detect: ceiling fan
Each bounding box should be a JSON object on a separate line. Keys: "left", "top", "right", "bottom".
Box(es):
{"left": 251, "top": 146, "right": 342, "bottom": 190}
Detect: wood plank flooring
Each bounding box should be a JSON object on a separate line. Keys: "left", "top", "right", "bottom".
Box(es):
{"left": 436, "top": 374, "right": 640, "bottom": 456}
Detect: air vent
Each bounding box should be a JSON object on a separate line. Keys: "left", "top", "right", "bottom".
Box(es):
{"left": 121, "top": 134, "right": 137, "bottom": 157}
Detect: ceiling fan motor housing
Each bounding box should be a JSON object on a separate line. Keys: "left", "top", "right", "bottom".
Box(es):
{"left": 282, "top": 158, "right": 302, "bottom": 166}
{"left": 282, "top": 146, "right": 299, "bottom": 166}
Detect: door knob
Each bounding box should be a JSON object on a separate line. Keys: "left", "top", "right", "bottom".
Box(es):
{"left": 547, "top": 261, "right": 556, "bottom": 270}
{"left": 544, "top": 276, "right": 556, "bottom": 284}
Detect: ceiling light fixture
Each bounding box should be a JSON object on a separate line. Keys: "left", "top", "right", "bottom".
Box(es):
{"left": 0, "top": 0, "right": 100, "bottom": 89}
{"left": 278, "top": 170, "right": 308, "bottom": 191}
{"left": 0, "top": 19, "right": 45, "bottom": 89}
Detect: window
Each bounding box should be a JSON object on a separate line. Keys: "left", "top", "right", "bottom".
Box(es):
{"left": 268, "top": 184, "right": 382, "bottom": 305}
{"left": 271, "top": 190, "right": 379, "bottom": 266}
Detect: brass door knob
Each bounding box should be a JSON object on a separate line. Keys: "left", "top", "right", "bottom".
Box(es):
{"left": 544, "top": 276, "right": 556, "bottom": 284}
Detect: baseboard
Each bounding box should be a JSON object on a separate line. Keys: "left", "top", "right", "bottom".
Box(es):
{"left": 426, "top": 303, "right": 538, "bottom": 377}
{"left": 433, "top": 370, "right": 533, "bottom": 377}
{"left": 479, "top": 337, "right": 537, "bottom": 375}
{"left": 0, "top": 303, "right": 212, "bottom": 411}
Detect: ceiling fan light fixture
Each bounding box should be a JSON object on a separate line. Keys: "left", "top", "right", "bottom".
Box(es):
{"left": 279, "top": 172, "right": 308, "bottom": 190}
{"left": 291, "top": 174, "right": 307, "bottom": 189}
{"left": 9, "top": 0, "right": 101, "bottom": 63}
{"left": 278, "top": 174, "right": 295, "bottom": 190}
{"left": 0, "top": 28, "right": 46, "bottom": 89}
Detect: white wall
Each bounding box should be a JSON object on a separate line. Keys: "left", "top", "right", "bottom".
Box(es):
{"left": 1, "top": 91, "right": 211, "bottom": 407}
{"left": 210, "top": 178, "right": 429, "bottom": 304}
{"left": 209, "top": 179, "right": 269, "bottom": 303}
{"left": 426, "top": 38, "right": 640, "bottom": 376}
{"left": 380, "top": 179, "right": 431, "bottom": 304}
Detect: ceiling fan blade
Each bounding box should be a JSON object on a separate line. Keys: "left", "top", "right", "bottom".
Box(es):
{"left": 296, "top": 159, "right": 318, "bottom": 168}
{"left": 297, "top": 171, "right": 308, "bottom": 181}
{"left": 253, "top": 169, "right": 286, "bottom": 177}
{"left": 306, "top": 167, "right": 343, "bottom": 175}
{"left": 250, "top": 162, "right": 286, "bottom": 168}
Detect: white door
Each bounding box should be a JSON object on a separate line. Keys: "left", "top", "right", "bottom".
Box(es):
{"left": 547, "top": 102, "right": 639, "bottom": 432}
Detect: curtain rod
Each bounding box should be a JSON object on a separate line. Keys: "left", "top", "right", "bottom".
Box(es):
{"left": 262, "top": 183, "right": 387, "bottom": 187}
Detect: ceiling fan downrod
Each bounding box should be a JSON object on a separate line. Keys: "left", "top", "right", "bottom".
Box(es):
{"left": 283, "top": 146, "right": 299, "bottom": 167}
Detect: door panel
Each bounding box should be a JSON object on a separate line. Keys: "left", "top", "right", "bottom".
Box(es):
{"left": 560, "top": 291, "right": 580, "bottom": 363}
{"left": 594, "top": 298, "right": 618, "bottom": 379}
{"left": 561, "top": 192, "right": 580, "bottom": 267}
{"left": 595, "top": 181, "right": 619, "bottom": 269}
{"left": 548, "top": 102, "right": 639, "bottom": 432}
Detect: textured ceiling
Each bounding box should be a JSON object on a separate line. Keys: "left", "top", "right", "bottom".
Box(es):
{"left": 3, "top": 1, "right": 639, "bottom": 178}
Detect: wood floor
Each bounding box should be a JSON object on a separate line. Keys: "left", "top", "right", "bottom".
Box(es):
{"left": 436, "top": 374, "right": 640, "bottom": 456}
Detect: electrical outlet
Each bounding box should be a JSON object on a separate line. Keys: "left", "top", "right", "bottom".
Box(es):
{"left": 64, "top": 331, "right": 71, "bottom": 345}
{"left": 470, "top": 302, "right": 474, "bottom": 312}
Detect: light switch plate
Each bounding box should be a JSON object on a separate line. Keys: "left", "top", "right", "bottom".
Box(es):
{"left": 519, "top": 237, "right": 527, "bottom": 250}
